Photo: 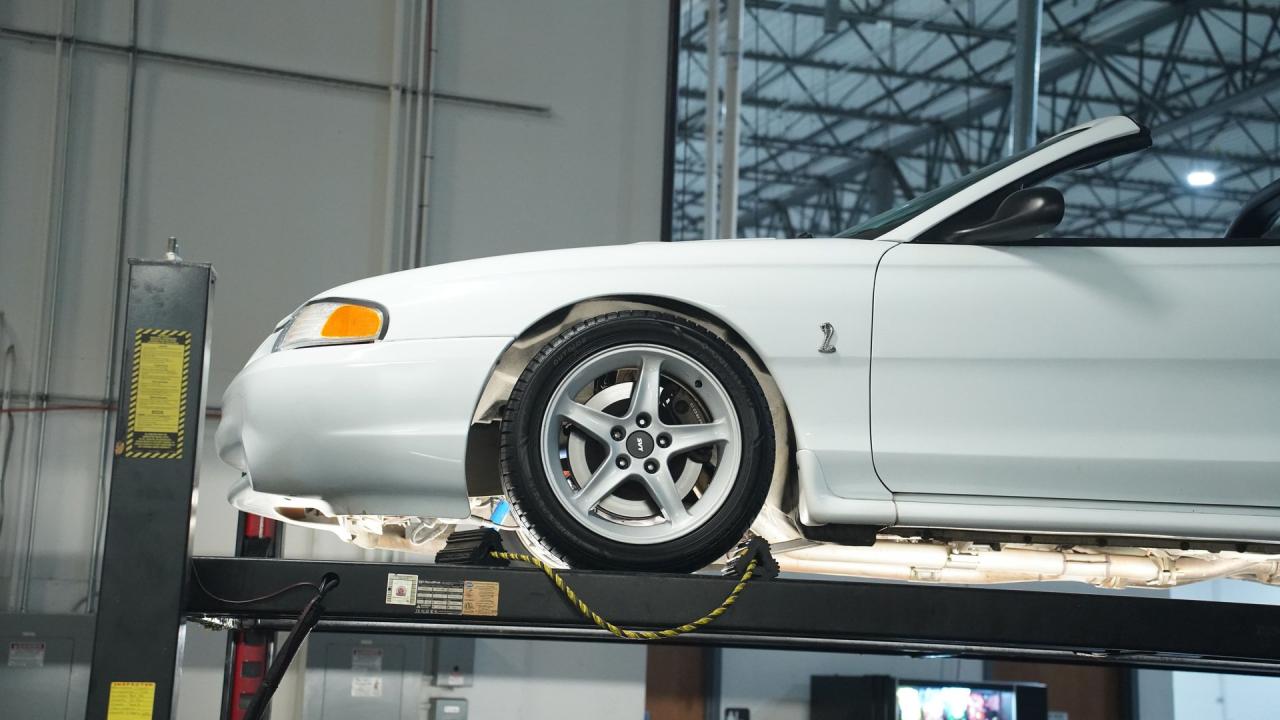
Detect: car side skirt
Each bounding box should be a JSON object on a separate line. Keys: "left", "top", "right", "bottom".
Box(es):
{"left": 891, "top": 493, "right": 1280, "bottom": 544}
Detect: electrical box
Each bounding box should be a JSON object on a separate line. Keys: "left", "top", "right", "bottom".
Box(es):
{"left": 303, "top": 633, "right": 426, "bottom": 720}
{"left": 432, "top": 636, "right": 475, "bottom": 688}
{"left": 0, "top": 614, "right": 94, "bottom": 720}
{"left": 428, "top": 697, "right": 468, "bottom": 720}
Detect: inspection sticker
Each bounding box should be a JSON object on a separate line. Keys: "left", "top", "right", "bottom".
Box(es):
{"left": 7, "top": 641, "right": 45, "bottom": 668}
{"left": 462, "top": 580, "right": 500, "bottom": 616}
{"left": 106, "top": 681, "right": 155, "bottom": 720}
{"left": 413, "top": 579, "right": 500, "bottom": 616}
{"left": 385, "top": 573, "right": 418, "bottom": 606}
{"left": 123, "top": 328, "right": 191, "bottom": 460}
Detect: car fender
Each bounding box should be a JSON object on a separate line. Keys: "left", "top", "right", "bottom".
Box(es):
{"left": 322, "top": 238, "right": 899, "bottom": 513}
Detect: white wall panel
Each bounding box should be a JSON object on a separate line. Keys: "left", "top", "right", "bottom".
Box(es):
{"left": 74, "top": 0, "right": 137, "bottom": 45}
{"left": 0, "top": 36, "right": 59, "bottom": 606}
{"left": 426, "top": 0, "right": 669, "bottom": 263}
{"left": 0, "top": 1, "right": 63, "bottom": 34}
{"left": 1, "top": 0, "right": 136, "bottom": 44}
{"left": 126, "top": 59, "right": 390, "bottom": 397}
{"left": 46, "top": 50, "right": 129, "bottom": 397}
{"left": 0, "top": 39, "right": 58, "bottom": 372}
{"left": 136, "top": 0, "right": 398, "bottom": 84}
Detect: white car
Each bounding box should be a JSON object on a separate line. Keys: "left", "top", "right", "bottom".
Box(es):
{"left": 216, "top": 116, "right": 1280, "bottom": 588}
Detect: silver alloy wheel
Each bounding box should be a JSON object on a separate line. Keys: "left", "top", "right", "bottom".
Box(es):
{"left": 539, "top": 343, "right": 742, "bottom": 545}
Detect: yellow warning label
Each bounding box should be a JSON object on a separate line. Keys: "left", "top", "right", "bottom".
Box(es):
{"left": 125, "top": 329, "right": 191, "bottom": 460}
{"left": 107, "top": 681, "right": 155, "bottom": 720}
{"left": 462, "top": 580, "right": 500, "bottom": 616}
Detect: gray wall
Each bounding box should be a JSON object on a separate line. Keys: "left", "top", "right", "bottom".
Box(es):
{"left": 1, "top": 1, "right": 668, "bottom": 718}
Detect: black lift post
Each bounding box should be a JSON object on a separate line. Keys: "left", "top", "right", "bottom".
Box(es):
{"left": 86, "top": 257, "right": 214, "bottom": 719}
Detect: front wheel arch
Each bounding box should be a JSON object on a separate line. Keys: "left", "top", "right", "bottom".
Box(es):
{"left": 464, "top": 296, "right": 795, "bottom": 534}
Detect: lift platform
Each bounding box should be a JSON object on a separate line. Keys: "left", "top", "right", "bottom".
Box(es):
{"left": 84, "top": 254, "right": 1280, "bottom": 720}
{"left": 185, "top": 554, "right": 1280, "bottom": 676}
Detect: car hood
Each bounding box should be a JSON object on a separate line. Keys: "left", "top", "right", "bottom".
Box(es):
{"left": 322, "top": 239, "right": 777, "bottom": 296}
{"left": 310, "top": 236, "right": 894, "bottom": 342}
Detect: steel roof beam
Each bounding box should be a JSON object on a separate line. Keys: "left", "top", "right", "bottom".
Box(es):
{"left": 736, "top": 1, "right": 1203, "bottom": 228}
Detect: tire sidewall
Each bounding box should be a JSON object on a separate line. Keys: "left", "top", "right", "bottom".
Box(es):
{"left": 501, "top": 312, "right": 774, "bottom": 572}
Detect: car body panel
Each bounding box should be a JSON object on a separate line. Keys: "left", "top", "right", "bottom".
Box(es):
{"left": 220, "top": 238, "right": 898, "bottom": 523}
{"left": 870, "top": 242, "right": 1280, "bottom": 508}
{"left": 892, "top": 492, "right": 1280, "bottom": 543}
{"left": 217, "top": 336, "right": 510, "bottom": 519}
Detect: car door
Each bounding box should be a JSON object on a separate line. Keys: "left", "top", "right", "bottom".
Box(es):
{"left": 868, "top": 239, "right": 1280, "bottom": 507}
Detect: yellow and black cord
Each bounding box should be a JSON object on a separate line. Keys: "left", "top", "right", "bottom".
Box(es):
{"left": 490, "top": 550, "right": 758, "bottom": 640}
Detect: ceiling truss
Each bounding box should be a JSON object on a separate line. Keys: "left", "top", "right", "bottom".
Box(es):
{"left": 672, "top": 0, "right": 1280, "bottom": 239}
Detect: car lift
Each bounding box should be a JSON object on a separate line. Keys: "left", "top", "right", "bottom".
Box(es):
{"left": 85, "top": 255, "right": 1280, "bottom": 719}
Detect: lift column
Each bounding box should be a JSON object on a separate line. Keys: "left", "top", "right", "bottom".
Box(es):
{"left": 86, "top": 256, "right": 215, "bottom": 719}
{"left": 219, "top": 513, "right": 284, "bottom": 720}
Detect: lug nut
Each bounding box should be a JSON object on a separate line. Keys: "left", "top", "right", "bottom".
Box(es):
{"left": 657, "top": 433, "right": 671, "bottom": 448}
{"left": 616, "top": 456, "right": 630, "bottom": 469}
{"left": 611, "top": 426, "right": 625, "bottom": 441}
{"left": 644, "top": 459, "right": 659, "bottom": 473}
{"left": 636, "top": 413, "right": 651, "bottom": 428}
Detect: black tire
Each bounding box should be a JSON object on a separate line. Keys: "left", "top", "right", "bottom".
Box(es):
{"left": 499, "top": 310, "right": 775, "bottom": 572}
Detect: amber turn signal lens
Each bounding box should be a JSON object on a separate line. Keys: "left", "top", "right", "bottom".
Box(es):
{"left": 274, "top": 300, "right": 387, "bottom": 351}
{"left": 321, "top": 304, "right": 383, "bottom": 338}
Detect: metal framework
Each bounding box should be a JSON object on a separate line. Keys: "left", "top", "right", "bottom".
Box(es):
{"left": 187, "top": 555, "right": 1280, "bottom": 676}
{"left": 673, "top": 0, "right": 1280, "bottom": 239}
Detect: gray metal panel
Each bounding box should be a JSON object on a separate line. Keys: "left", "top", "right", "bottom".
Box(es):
{"left": 0, "top": 614, "right": 95, "bottom": 720}
{"left": 303, "top": 634, "right": 425, "bottom": 720}
{"left": 431, "top": 636, "right": 474, "bottom": 688}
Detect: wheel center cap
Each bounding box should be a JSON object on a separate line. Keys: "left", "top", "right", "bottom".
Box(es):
{"left": 626, "top": 430, "right": 655, "bottom": 459}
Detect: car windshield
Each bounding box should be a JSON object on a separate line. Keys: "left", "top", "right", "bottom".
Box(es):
{"left": 836, "top": 128, "right": 1086, "bottom": 239}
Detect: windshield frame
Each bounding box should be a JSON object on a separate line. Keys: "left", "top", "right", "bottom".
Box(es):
{"left": 836, "top": 128, "right": 1089, "bottom": 240}
{"left": 833, "top": 117, "right": 1151, "bottom": 242}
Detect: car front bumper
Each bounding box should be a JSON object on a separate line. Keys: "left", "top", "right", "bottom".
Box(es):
{"left": 216, "top": 335, "right": 512, "bottom": 521}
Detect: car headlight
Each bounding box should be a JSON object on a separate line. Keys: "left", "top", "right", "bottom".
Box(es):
{"left": 274, "top": 299, "right": 388, "bottom": 351}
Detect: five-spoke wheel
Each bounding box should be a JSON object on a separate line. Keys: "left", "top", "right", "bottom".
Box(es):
{"left": 500, "top": 311, "right": 774, "bottom": 572}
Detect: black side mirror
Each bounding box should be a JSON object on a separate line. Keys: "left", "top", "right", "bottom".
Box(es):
{"left": 940, "top": 186, "right": 1065, "bottom": 244}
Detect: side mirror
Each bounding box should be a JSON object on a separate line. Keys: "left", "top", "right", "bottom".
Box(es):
{"left": 940, "top": 186, "right": 1065, "bottom": 244}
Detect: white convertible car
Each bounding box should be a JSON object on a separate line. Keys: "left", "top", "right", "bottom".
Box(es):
{"left": 216, "top": 116, "right": 1280, "bottom": 588}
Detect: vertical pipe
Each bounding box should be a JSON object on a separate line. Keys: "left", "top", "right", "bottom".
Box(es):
{"left": 1011, "top": 0, "right": 1042, "bottom": 152}
{"left": 659, "top": 0, "right": 680, "bottom": 242}
{"left": 86, "top": 0, "right": 139, "bottom": 616}
{"left": 381, "top": 0, "right": 407, "bottom": 274}
{"left": 823, "top": 0, "right": 841, "bottom": 34}
{"left": 718, "top": 0, "right": 743, "bottom": 239}
{"left": 703, "top": 0, "right": 719, "bottom": 240}
{"left": 19, "top": 0, "right": 78, "bottom": 612}
{"left": 405, "top": 0, "right": 429, "bottom": 269}
{"left": 0, "top": 315, "right": 14, "bottom": 560}
{"left": 414, "top": 0, "right": 439, "bottom": 268}
{"left": 869, "top": 155, "right": 895, "bottom": 215}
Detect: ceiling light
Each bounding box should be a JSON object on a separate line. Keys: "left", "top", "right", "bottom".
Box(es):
{"left": 1186, "top": 170, "right": 1216, "bottom": 187}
